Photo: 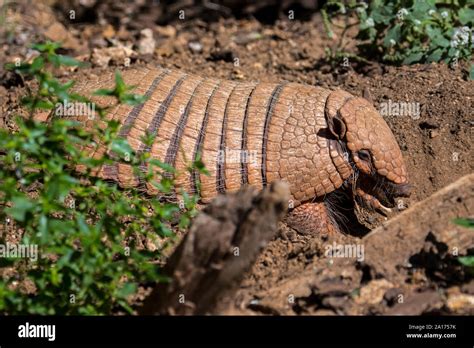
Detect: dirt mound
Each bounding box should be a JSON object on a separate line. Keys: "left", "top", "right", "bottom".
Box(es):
{"left": 226, "top": 174, "right": 473, "bottom": 315}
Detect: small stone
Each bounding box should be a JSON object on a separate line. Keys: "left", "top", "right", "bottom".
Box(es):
{"left": 322, "top": 296, "right": 347, "bottom": 310}
{"left": 14, "top": 32, "right": 29, "bottom": 46}
{"left": 430, "top": 130, "right": 439, "bottom": 138}
{"left": 209, "top": 49, "right": 235, "bottom": 62}
{"left": 156, "top": 41, "right": 175, "bottom": 57}
{"left": 355, "top": 279, "right": 394, "bottom": 305}
{"left": 44, "top": 22, "right": 68, "bottom": 42}
{"left": 117, "top": 26, "right": 132, "bottom": 41}
{"left": 384, "top": 287, "right": 403, "bottom": 306}
{"left": 313, "top": 309, "right": 336, "bottom": 316}
{"left": 446, "top": 293, "right": 474, "bottom": 313}
{"left": 233, "top": 32, "right": 262, "bottom": 45}
{"left": 188, "top": 41, "right": 203, "bottom": 54}
{"left": 461, "top": 280, "right": 474, "bottom": 295}
{"left": 138, "top": 28, "right": 156, "bottom": 55}
{"left": 155, "top": 25, "right": 176, "bottom": 38}
{"left": 90, "top": 37, "right": 108, "bottom": 48}
{"left": 91, "top": 45, "right": 137, "bottom": 68}
{"left": 44, "top": 22, "right": 81, "bottom": 50}
{"left": 102, "top": 24, "right": 116, "bottom": 39}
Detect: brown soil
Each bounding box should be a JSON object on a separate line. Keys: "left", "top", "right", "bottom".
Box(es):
{"left": 0, "top": 1, "right": 472, "bottom": 315}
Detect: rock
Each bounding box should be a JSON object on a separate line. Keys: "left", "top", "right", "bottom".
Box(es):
{"left": 461, "top": 280, "right": 474, "bottom": 295}
{"left": 188, "top": 41, "right": 203, "bottom": 54}
{"left": 138, "top": 28, "right": 156, "bottom": 56}
{"left": 446, "top": 293, "right": 474, "bottom": 314}
{"left": 322, "top": 295, "right": 348, "bottom": 310}
{"left": 156, "top": 41, "right": 175, "bottom": 57}
{"left": 384, "top": 287, "right": 404, "bottom": 306}
{"left": 385, "top": 291, "right": 442, "bottom": 315}
{"left": 313, "top": 309, "right": 336, "bottom": 315}
{"left": 311, "top": 277, "right": 352, "bottom": 297}
{"left": 253, "top": 62, "right": 264, "bottom": 70}
{"left": 233, "top": 32, "right": 262, "bottom": 45}
{"left": 155, "top": 25, "right": 177, "bottom": 38}
{"left": 43, "top": 22, "right": 81, "bottom": 51}
{"left": 79, "top": 0, "right": 96, "bottom": 6}
{"left": 14, "top": 32, "right": 29, "bottom": 46}
{"left": 117, "top": 26, "right": 132, "bottom": 41}
{"left": 354, "top": 279, "right": 394, "bottom": 305}
{"left": 102, "top": 24, "right": 116, "bottom": 39}
{"left": 91, "top": 45, "right": 137, "bottom": 68}
{"left": 208, "top": 49, "right": 235, "bottom": 63}
{"left": 90, "top": 37, "right": 108, "bottom": 48}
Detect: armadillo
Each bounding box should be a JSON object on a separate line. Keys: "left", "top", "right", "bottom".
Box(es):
{"left": 57, "top": 66, "right": 411, "bottom": 234}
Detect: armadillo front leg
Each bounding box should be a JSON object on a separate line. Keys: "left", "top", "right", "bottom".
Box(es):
{"left": 286, "top": 201, "right": 341, "bottom": 235}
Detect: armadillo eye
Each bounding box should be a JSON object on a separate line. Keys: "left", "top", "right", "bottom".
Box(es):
{"left": 357, "top": 149, "right": 371, "bottom": 162}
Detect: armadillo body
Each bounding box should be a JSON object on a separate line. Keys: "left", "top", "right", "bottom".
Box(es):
{"left": 71, "top": 66, "right": 401, "bottom": 210}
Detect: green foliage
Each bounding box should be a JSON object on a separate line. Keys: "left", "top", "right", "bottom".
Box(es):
{"left": 452, "top": 218, "right": 474, "bottom": 270}
{"left": 5, "top": 41, "right": 89, "bottom": 114}
{"left": 453, "top": 217, "right": 474, "bottom": 229}
{"left": 0, "top": 42, "right": 203, "bottom": 314}
{"left": 322, "top": 0, "right": 473, "bottom": 75}
{"left": 94, "top": 71, "right": 148, "bottom": 106}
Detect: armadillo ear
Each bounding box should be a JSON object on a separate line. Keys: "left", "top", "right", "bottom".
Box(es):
{"left": 327, "top": 113, "right": 346, "bottom": 140}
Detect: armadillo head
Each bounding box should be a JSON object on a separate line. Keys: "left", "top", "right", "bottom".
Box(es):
{"left": 326, "top": 94, "right": 411, "bottom": 215}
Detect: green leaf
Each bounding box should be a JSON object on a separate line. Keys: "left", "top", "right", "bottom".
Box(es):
{"left": 93, "top": 88, "right": 116, "bottom": 97}
{"left": 120, "top": 93, "right": 147, "bottom": 106}
{"left": 5, "top": 196, "right": 35, "bottom": 222}
{"left": 470, "top": 64, "right": 474, "bottom": 81}
{"left": 56, "top": 55, "right": 87, "bottom": 67}
{"left": 49, "top": 54, "right": 86, "bottom": 68}
{"left": 76, "top": 215, "right": 90, "bottom": 234}
{"left": 110, "top": 138, "right": 133, "bottom": 158}
{"left": 402, "top": 51, "right": 424, "bottom": 64}
{"left": 410, "top": 0, "right": 434, "bottom": 19}
{"left": 31, "top": 41, "right": 61, "bottom": 54}
{"left": 383, "top": 25, "right": 401, "bottom": 47}
{"left": 371, "top": 4, "right": 394, "bottom": 25}
{"left": 458, "top": 256, "right": 474, "bottom": 267}
{"left": 30, "top": 56, "right": 45, "bottom": 72}
{"left": 458, "top": 8, "right": 474, "bottom": 25}
{"left": 0, "top": 257, "right": 16, "bottom": 267}
{"left": 431, "top": 35, "right": 451, "bottom": 49}
{"left": 5, "top": 61, "right": 32, "bottom": 73}
{"left": 116, "top": 282, "right": 137, "bottom": 298}
{"left": 117, "top": 299, "right": 134, "bottom": 314}
{"left": 36, "top": 99, "right": 56, "bottom": 110}
{"left": 114, "top": 70, "right": 127, "bottom": 95}
{"left": 148, "top": 159, "right": 176, "bottom": 173}
{"left": 453, "top": 217, "right": 474, "bottom": 229}
{"left": 426, "top": 48, "right": 443, "bottom": 63}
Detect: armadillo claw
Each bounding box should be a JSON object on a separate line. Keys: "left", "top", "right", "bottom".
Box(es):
{"left": 355, "top": 188, "right": 392, "bottom": 216}
{"left": 286, "top": 201, "right": 340, "bottom": 235}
